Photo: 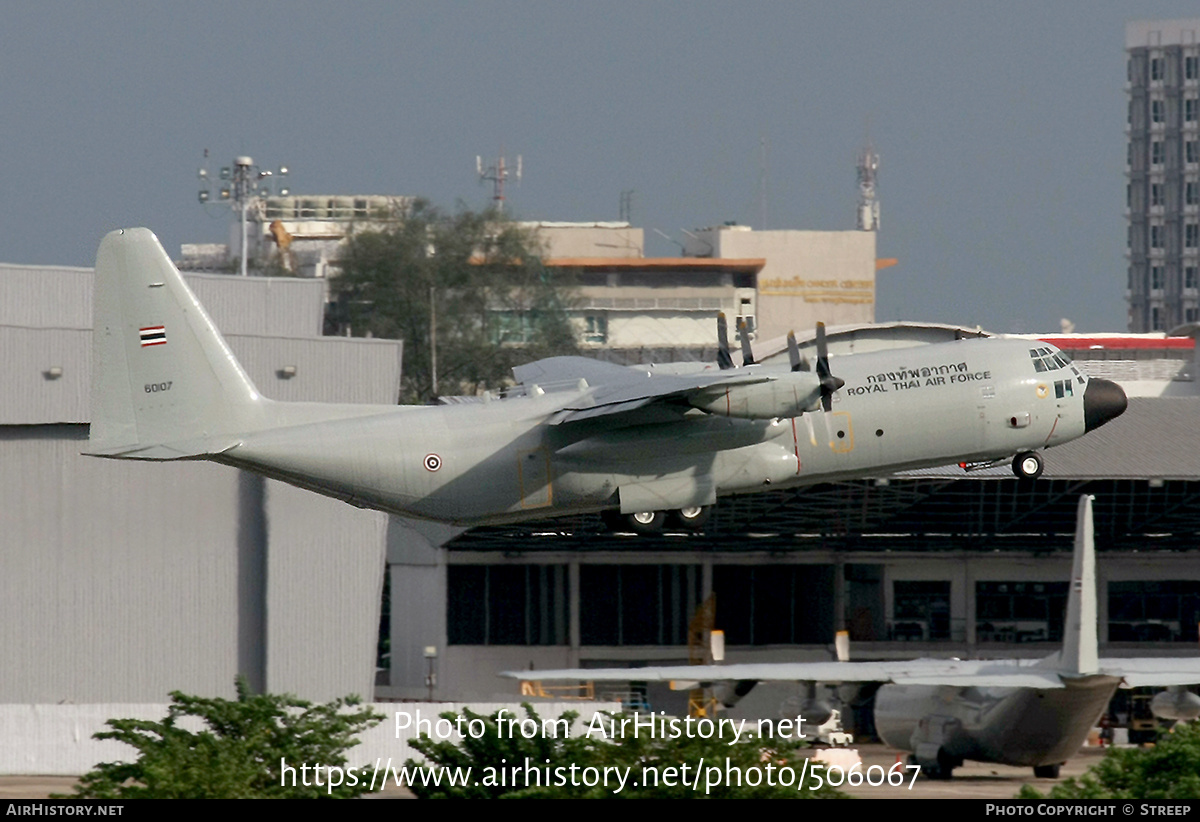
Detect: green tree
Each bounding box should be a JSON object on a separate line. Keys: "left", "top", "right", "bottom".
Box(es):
{"left": 331, "top": 201, "right": 579, "bottom": 402}
{"left": 404, "top": 703, "right": 847, "bottom": 799}
{"left": 1017, "top": 721, "right": 1200, "bottom": 800}
{"left": 64, "top": 677, "right": 383, "bottom": 799}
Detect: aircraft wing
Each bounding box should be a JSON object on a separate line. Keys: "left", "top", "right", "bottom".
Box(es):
{"left": 1098, "top": 658, "right": 1200, "bottom": 688}
{"left": 513, "top": 355, "right": 782, "bottom": 425}
{"left": 501, "top": 658, "right": 1068, "bottom": 689}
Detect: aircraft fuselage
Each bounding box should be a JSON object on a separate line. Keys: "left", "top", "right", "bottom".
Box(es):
{"left": 874, "top": 676, "right": 1121, "bottom": 770}
{"left": 222, "top": 337, "right": 1101, "bottom": 526}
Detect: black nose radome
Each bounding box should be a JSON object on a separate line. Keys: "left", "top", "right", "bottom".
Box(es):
{"left": 1083, "top": 378, "right": 1127, "bottom": 432}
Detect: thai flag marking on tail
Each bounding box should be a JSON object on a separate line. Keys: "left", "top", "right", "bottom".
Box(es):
{"left": 140, "top": 326, "right": 167, "bottom": 347}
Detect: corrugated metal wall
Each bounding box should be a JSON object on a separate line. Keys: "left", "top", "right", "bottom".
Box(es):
{"left": 266, "top": 482, "right": 388, "bottom": 699}
{"left": 0, "top": 264, "right": 324, "bottom": 336}
{"left": 0, "top": 265, "right": 93, "bottom": 329}
{"left": 0, "top": 427, "right": 241, "bottom": 702}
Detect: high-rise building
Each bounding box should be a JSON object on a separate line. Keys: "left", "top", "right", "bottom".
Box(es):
{"left": 1126, "top": 19, "right": 1200, "bottom": 332}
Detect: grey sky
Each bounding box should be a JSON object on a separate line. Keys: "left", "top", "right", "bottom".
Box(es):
{"left": 2, "top": 2, "right": 1197, "bottom": 333}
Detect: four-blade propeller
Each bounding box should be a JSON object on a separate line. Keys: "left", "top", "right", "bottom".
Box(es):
{"left": 714, "top": 315, "right": 845, "bottom": 445}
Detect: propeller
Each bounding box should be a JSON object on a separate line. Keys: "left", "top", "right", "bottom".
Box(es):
{"left": 786, "top": 330, "right": 811, "bottom": 372}
{"left": 814, "top": 322, "right": 844, "bottom": 412}
{"left": 736, "top": 317, "right": 755, "bottom": 366}
{"left": 716, "top": 313, "right": 735, "bottom": 370}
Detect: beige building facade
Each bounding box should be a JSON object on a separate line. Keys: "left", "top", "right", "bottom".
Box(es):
{"left": 682, "top": 225, "right": 878, "bottom": 343}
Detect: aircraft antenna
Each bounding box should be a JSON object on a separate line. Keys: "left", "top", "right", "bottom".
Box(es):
{"left": 477, "top": 150, "right": 522, "bottom": 212}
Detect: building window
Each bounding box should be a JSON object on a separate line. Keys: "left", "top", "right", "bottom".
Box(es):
{"left": 1188, "top": 55, "right": 1199, "bottom": 81}
{"left": 1152, "top": 182, "right": 1164, "bottom": 206}
{"left": 1188, "top": 141, "right": 1199, "bottom": 165}
{"left": 580, "top": 564, "right": 701, "bottom": 646}
{"left": 1151, "top": 224, "right": 1164, "bottom": 249}
{"left": 977, "top": 581, "right": 1068, "bottom": 643}
{"left": 1187, "top": 224, "right": 1200, "bottom": 249}
{"left": 892, "top": 581, "right": 951, "bottom": 641}
{"left": 1187, "top": 266, "right": 1199, "bottom": 290}
{"left": 714, "top": 565, "right": 834, "bottom": 645}
{"left": 1188, "top": 181, "right": 1199, "bottom": 206}
{"left": 1152, "top": 307, "right": 1162, "bottom": 330}
{"left": 1152, "top": 141, "right": 1164, "bottom": 166}
{"left": 583, "top": 314, "right": 607, "bottom": 344}
{"left": 1152, "top": 99, "right": 1165, "bottom": 124}
{"left": 447, "top": 565, "right": 568, "bottom": 646}
{"left": 1187, "top": 98, "right": 1199, "bottom": 123}
{"left": 1152, "top": 57, "right": 1165, "bottom": 81}
{"left": 1109, "top": 581, "right": 1200, "bottom": 643}
{"left": 491, "top": 311, "right": 534, "bottom": 344}
{"left": 1187, "top": 307, "right": 1199, "bottom": 323}
{"left": 1152, "top": 265, "right": 1165, "bottom": 290}
{"left": 1127, "top": 183, "right": 1132, "bottom": 208}
{"left": 1127, "top": 142, "right": 1133, "bottom": 168}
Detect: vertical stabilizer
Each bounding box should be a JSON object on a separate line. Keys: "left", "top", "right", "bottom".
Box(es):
{"left": 88, "top": 228, "right": 265, "bottom": 457}
{"left": 1060, "top": 495, "right": 1099, "bottom": 675}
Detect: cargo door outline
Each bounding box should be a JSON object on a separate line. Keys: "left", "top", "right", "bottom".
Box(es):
{"left": 518, "top": 447, "right": 553, "bottom": 509}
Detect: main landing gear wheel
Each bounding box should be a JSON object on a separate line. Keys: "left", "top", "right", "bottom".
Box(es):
{"left": 602, "top": 510, "right": 666, "bottom": 533}
{"left": 1013, "top": 451, "right": 1044, "bottom": 480}
{"left": 667, "top": 505, "right": 711, "bottom": 530}
{"left": 1033, "top": 763, "right": 1061, "bottom": 779}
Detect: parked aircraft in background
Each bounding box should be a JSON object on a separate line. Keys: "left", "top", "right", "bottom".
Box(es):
{"left": 87, "top": 228, "right": 1126, "bottom": 531}
{"left": 506, "top": 497, "right": 1200, "bottom": 778}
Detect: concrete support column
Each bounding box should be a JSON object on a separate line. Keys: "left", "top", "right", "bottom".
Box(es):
{"left": 568, "top": 561, "right": 581, "bottom": 666}
{"left": 385, "top": 517, "right": 462, "bottom": 698}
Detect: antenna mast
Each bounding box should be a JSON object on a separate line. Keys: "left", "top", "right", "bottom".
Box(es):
{"left": 476, "top": 151, "right": 522, "bottom": 212}
{"left": 856, "top": 138, "right": 880, "bottom": 231}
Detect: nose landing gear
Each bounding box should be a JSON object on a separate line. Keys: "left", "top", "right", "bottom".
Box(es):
{"left": 1013, "top": 451, "right": 1044, "bottom": 481}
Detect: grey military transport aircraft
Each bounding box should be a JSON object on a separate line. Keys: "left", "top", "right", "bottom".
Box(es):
{"left": 504, "top": 496, "right": 1200, "bottom": 779}
{"left": 87, "top": 228, "right": 1127, "bottom": 531}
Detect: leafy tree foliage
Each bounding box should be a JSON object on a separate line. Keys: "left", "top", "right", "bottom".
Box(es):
{"left": 1017, "top": 721, "right": 1200, "bottom": 800}
{"left": 331, "top": 201, "right": 579, "bottom": 402}
{"left": 65, "top": 678, "right": 383, "bottom": 799}
{"left": 404, "top": 703, "right": 847, "bottom": 799}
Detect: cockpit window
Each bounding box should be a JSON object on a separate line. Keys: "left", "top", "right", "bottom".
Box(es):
{"left": 1029, "top": 348, "right": 1061, "bottom": 372}
{"left": 1029, "top": 347, "right": 1072, "bottom": 373}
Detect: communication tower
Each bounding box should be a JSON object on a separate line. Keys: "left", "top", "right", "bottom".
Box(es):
{"left": 476, "top": 152, "right": 522, "bottom": 212}
{"left": 856, "top": 141, "right": 880, "bottom": 231}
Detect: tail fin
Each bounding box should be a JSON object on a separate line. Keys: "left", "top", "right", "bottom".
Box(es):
{"left": 1060, "top": 495, "right": 1099, "bottom": 675}
{"left": 87, "top": 228, "right": 265, "bottom": 458}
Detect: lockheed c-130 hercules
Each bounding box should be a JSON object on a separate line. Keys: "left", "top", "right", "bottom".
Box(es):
{"left": 86, "top": 228, "right": 1128, "bottom": 529}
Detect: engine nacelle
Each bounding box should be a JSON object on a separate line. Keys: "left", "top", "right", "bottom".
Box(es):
{"left": 1151, "top": 687, "right": 1200, "bottom": 722}
{"left": 690, "top": 373, "right": 821, "bottom": 420}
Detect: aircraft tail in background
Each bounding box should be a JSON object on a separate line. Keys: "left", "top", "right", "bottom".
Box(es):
{"left": 1058, "top": 494, "right": 1099, "bottom": 676}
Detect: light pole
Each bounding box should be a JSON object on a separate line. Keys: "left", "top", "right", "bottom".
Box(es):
{"left": 197, "top": 152, "right": 289, "bottom": 276}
